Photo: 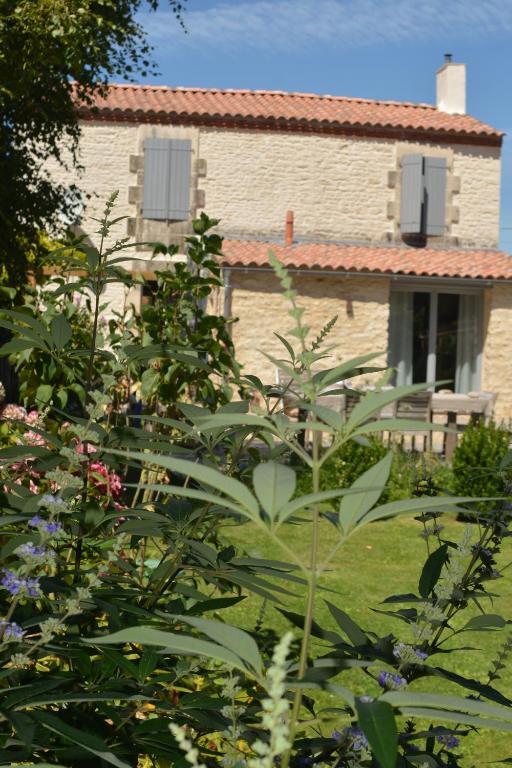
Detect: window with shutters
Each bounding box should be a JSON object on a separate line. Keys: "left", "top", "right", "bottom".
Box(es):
{"left": 142, "top": 138, "right": 192, "bottom": 221}
{"left": 400, "top": 154, "right": 447, "bottom": 238}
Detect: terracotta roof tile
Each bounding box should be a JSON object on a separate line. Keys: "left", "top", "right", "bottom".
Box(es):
{"left": 220, "top": 240, "right": 512, "bottom": 281}
{"left": 78, "top": 84, "right": 502, "bottom": 143}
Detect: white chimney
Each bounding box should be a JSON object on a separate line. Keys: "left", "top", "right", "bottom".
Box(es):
{"left": 436, "top": 54, "right": 466, "bottom": 114}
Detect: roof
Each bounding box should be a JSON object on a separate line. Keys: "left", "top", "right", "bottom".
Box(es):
{"left": 220, "top": 240, "right": 512, "bottom": 281}
{"left": 78, "top": 83, "right": 502, "bottom": 146}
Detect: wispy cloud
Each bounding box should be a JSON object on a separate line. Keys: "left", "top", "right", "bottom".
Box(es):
{"left": 142, "top": 0, "right": 512, "bottom": 51}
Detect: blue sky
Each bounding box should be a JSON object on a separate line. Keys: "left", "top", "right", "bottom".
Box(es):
{"left": 137, "top": 0, "right": 512, "bottom": 249}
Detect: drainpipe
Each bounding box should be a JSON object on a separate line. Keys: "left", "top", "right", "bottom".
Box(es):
{"left": 223, "top": 267, "right": 232, "bottom": 334}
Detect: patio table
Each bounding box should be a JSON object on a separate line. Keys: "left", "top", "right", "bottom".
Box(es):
{"left": 431, "top": 392, "right": 497, "bottom": 459}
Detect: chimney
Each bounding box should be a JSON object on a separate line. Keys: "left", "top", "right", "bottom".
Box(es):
{"left": 285, "top": 210, "right": 294, "bottom": 245}
{"left": 436, "top": 54, "right": 466, "bottom": 114}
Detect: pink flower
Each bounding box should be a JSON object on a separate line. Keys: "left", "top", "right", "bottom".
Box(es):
{"left": 1, "top": 404, "right": 27, "bottom": 421}
{"left": 26, "top": 410, "right": 41, "bottom": 426}
{"left": 88, "top": 461, "right": 122, "bottom": 501}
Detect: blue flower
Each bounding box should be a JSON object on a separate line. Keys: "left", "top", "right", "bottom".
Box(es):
{"left": 437, "top": 734, "right": 459, "bottom": 749}
{"left": 16, "top": 543, "right": 47, "bottom": 558}
{"left": 1, "top": 621, "right": 24, "bottom": 641}
{"left": 1, "top": 569, "right": 41, "bottom": 598}
{"left": 378, "top": 670, "right": 407, "bottom": 690}
{"left": 28, "top": 516, "right": 62, "bottom": 535}
{"left": 343, "top": 727, "right": 369, "bottom": 751}
{"left": 40, "top": 494, "right": 65, "bottom": 507}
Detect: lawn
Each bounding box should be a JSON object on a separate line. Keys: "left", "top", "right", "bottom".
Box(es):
{"left": 221, "top": 514, "right": 512, "bottom": 765}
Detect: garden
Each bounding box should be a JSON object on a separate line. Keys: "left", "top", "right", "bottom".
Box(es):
{"left": 0, "top": 196, "right": 511, "bottom": 768}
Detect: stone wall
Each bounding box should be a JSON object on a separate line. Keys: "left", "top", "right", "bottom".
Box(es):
{"left": 481, "top": 283, "right": 512, "bottom": 422}
{"left": 226, "top": 271, "right": 390, "bottom": 382}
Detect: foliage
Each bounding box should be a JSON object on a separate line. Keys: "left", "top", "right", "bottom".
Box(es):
{"left": 295, "top": 434, "right": 389, "bottom": 500}
{"left": 0, "top": 196, "right": 510, "bottom": 768}
{"left": 128, "top": 215, "right": 241, "bottom": 412}
{"left": 452, "top": 419, "right": 512, "bottom": 511}
{"left": 0, "top": 0, "right": 186, "bottom": 289}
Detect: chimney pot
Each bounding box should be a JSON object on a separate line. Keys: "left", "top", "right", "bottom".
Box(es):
{"left": 285, "top": 210, "right": 294, "bottom": 246}
{"left": 436, "top": 57, "right": 466, "bottom": 114}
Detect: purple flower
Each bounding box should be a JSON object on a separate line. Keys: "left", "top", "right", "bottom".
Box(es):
{"left": 1, "top": 569, "right": 41, "bottom": 599}
{"left": 437, "top": 734, "right": 460, "bottom": 749}
{"left": 343, "top": 727, "right": 369, "bottom": 751}
{"left": 378, "top": 670, "right": 407, "bottom": 690}
{"left": 28, "top": 516, "right": 62, "bottom": 535}
{"left": 1, "top": 621, "right": 24, "bottom": 641}
{"left": 16, "top": 543, "right": 47, "bottom": 558}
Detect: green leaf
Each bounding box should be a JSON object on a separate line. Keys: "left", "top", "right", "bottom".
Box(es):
{"left": 353, "top": 419, "right": 451, "bottom": 437}
{"left": 140, "top": 367, "right": 160, "bottom": 399}
{"left": 253, "top": 461, "right": 296, "bottom": 521}
{"left": 50, "top": 314, "right": 72, "bottom": 349}
{"left": 346, "top": 383, "right": 438, "bottom": 432}
{"left": 85, "top": 626, "right": 260, "bottom": 680}
{"left": 339, "top": 453, "right": 392, "bottom": 535}
{"left": 354, "top": 496, "right": 490, "bottom": 530}
{"left": 418, "top": 544, "right": 449, "bottom": 598}
{"left": 356, "top": 698, "right": 397, "bottom": 768}
{"left": 381, "top": 690, "right": 512, "bottom": 722}
{"left": 35, "top": 383, "right": 53, "bottom": 406}
{"left": 311, "top": 351, "right": 383, "bottom": 387}
{"left": 277, "top": 487, "right": 359, "bottom": 522}
{"left": 325, "top": 601, "right": 367, "bottom": 646}
{"left": 462, "top": 614, "right": 507, "bottom": 631}
{"left": 109, "top": 450, "right": 260, "bottom": 520}
{"left": 174, "top": 615, "right": 262, "bottom": 674}
{"left": 34, "top": 711, "right": 132, "bottom": 768}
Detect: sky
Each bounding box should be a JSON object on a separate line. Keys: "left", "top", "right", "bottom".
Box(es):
{"left": 136, "top": 0, "right": 512, "bottom": 249}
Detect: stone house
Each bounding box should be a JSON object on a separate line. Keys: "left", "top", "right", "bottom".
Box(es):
{"left": 56, "top": 58, "right": 512, "bottom": 419}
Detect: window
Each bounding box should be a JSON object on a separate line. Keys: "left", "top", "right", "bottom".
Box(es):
{"left": 400, "top": 155, "right": 447, "bottom": 237}
{"left": 388, "top": 288, "right": 482, "bottom": 393}
{"left": 142, "top": 138, "right": 192, "bottom": 221}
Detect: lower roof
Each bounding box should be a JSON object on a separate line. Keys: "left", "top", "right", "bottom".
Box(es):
{"left": 220, "top": 240, "right": 512, "bottom": 281}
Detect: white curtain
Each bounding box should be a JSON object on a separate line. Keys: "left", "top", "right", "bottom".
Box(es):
{"left": 455, "top": 294, "right": 482, "bottom": 393}
{"left": 388, "top": 292, "right": 413, "bottom": 386}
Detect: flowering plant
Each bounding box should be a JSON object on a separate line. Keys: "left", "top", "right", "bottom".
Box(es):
{"left": 0, "top": 196, "right": 510, "bottom": 768}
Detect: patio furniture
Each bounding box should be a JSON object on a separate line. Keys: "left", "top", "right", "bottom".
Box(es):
{"left": 395, "top": 391, "right": 433, "bottom": 451}
{"left": 431, "top": 391, "right": 497, "bottom": 459}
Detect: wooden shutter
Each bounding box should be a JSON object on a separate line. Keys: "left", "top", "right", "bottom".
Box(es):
{"left": 142, "top": 138, "right": 192, "bottom": 221}
{"left": 424, "top": 156, "right": 447, "bottom": 236}
{"left": 400, "top": 154, "right": 424, "bottom": 234}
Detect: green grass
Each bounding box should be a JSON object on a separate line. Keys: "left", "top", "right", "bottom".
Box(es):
{"left": 220, "top": 514, "right": 512, "bottom": 765}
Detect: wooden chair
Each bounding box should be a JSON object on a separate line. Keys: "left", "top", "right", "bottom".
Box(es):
{"left": 395, "top": 391, "right": 432, "bottom": 451}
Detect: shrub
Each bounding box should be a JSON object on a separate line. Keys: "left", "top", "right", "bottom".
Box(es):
{"left": 452, "top": 419, "right": 511, "bottom": 511}
{"left": 0, "top": 196, "right": 511, "bottom": 768}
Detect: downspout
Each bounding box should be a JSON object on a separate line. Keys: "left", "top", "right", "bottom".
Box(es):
{"left": 223, "top": 267, "right": 233, "bottom": 335}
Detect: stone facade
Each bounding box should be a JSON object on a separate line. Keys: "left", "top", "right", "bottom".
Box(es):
{"left": 53, "top": 121, "right": 501, "bottom": 253}
{"left": 225, "top": 271, "right": 390, "bottom": 383}
{"left": 48, "top": 115, "right": 512, "bottom": 420}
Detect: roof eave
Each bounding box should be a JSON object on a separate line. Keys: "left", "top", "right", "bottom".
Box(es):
{"left": 77, "top": 107, "right": 503, "bottom": 147}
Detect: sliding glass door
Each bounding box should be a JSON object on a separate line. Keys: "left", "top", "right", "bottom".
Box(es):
{"left": 388, "top": 288, "right": 482, "bottom": 392}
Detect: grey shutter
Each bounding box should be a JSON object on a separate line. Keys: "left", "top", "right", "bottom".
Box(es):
{"left": 143, "top": 138, "right": 192, "bottom": 221}
{"left": 400, "top": 154, "right": 424, "bottom": 234}
{"left": 424, "top": 156, "right": 447, "bottom": 236}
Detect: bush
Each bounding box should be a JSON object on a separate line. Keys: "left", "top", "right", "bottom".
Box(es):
{"left": 296, "top": 436, "right": 389, "bottom": 498}
{"left": 452, "top": 419, "right": 511, "bottom": 511}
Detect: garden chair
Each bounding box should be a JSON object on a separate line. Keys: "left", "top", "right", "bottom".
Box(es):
{"left": 395, "top": 390, "right": 433, "bottom": 451}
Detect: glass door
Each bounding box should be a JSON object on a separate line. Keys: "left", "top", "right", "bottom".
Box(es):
{"left": 388, "top": 289, "right": 482, "bottom": 392}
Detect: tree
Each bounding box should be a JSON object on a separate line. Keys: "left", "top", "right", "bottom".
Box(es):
{"left": 0, "top": 0, "right": 187, "bottom": 291}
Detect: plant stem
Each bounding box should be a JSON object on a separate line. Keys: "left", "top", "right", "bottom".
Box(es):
{"left": 283, "top": 430, "right": 321, "bottom": 768}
